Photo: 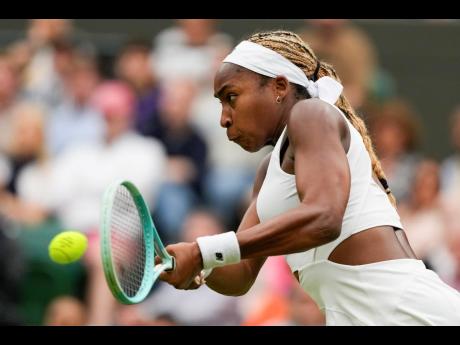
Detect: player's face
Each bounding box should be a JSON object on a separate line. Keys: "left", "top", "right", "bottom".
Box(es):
{"left": 214, "top": 63, "right": 281, "bottom": 152}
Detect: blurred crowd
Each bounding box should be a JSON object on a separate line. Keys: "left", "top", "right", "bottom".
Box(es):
{"left": 0, "top": 19, "right": 459, "bottom": 326}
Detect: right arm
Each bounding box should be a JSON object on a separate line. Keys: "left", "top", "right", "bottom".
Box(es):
{"left": 204, "top": 153, "right": 271, "bottom": 296}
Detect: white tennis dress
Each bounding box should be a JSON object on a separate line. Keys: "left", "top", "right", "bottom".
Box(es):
{"left": 256, "top": 101, "right": 460, "bottom": 325}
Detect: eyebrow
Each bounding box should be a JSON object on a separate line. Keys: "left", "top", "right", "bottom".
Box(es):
{"left": 214, "top": 84, "right": 232, "bottom": 99}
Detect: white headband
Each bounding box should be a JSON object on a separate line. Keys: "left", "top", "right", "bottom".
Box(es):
{"left": 222, "top": 40, "right": 343, "bottom": 105}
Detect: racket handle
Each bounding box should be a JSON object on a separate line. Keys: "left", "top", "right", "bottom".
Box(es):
{"left": 165, "top": 256, "right": 176, "bottom": 271}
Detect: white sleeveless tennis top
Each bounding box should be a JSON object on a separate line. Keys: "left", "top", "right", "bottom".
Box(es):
{"left": 256, "top": 102, "right": 403, "bottom": 273}
{"left": 255, "top": 103, "right": 460, "bottom": 325}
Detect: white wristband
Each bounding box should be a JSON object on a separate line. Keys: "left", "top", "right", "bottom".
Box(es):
{"left": 196, "top": 231, "right": 241, "bottom": 269}
{"left": 202, "top": 268, "right": 213, "bottom": 279}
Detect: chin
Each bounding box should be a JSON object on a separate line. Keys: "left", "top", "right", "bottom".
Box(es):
{"left": 237, "top": 141, "right": 263, "bottom": 153}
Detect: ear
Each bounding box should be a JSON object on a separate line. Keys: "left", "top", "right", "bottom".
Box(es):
{"left": 273, "top": 76, "right": 290, "bottom": 98}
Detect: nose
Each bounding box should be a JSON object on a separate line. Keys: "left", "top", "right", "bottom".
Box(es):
{"left": 220, "top": 109, "right": 232, "bottom": 129}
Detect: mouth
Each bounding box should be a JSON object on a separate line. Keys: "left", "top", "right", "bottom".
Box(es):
{"left": 227, "top": 132, "right": 239, "bottom": 141}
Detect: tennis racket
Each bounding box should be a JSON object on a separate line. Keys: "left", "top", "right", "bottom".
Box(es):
{"left": 100, "top": 179, "right": 176, "bottom": 304}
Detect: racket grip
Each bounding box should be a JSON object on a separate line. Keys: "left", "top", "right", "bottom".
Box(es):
{"left": 165, "top": 256, "right": 176, "bottom": 271}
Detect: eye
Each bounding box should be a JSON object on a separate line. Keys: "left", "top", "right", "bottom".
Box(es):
{"left": 227, "top": 94, "right": 237, "bottom": 104}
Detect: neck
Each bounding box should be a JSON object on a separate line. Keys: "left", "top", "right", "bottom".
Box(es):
{"left": 270, "top": 97, "right": 301, "bottom": 146}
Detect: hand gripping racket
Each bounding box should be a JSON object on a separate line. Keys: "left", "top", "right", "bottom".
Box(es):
{"left": 100, "top": 180, "right": 176, "bottom": 304}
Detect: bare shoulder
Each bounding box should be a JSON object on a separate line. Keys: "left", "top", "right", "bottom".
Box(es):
{"left": 289, "top": 99, "right": 342, "bottom": 130}
{"left": 287, "top": 99, "right": 347, "bottom": 146}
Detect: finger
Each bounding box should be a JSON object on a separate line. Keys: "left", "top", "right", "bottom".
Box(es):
{"left": 185, "top": 281, "right": 201, "bottom": 290}
{"left": 194, "top": 275, "right": 202, "bottom": 285}
{"left": 189, "top": 274, "right": 205, "bottom": 289}
{"left": 194, "top": 272, "right": 207, "bottom": 285}
{"left": 154, "top": 255, "right": 162, "bottom": 266}
{"left": 164, "top": 244, "right": 177, "bottom": 257}
{"left": 159, "top": 270, "right": 171, "bottom": 282}
{"left": 179, "top": 275, "right": 203, "bottom": 290}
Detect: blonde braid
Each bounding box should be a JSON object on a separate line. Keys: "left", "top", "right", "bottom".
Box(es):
{"left": 248, "top": 31, "right": 397, "bottom": 207}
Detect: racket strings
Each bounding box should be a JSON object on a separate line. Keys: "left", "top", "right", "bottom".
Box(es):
{"left": 110, "top": 185, "right": 146, "bottom": 297}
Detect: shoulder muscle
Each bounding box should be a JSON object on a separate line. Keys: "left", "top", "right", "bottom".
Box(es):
{"left": 287, "top": 99, "right": 343, "bottom": 148}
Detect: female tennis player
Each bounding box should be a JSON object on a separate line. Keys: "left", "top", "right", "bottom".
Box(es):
{"left": 159, "top": 30, "right": 460, "bottom": 325}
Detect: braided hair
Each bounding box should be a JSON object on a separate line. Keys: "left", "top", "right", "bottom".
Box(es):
{"left": 248, "top": 30, "right": 396, "bottom": 206}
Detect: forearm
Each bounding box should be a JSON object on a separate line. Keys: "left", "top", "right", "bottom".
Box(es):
{"left": 201, "top": 204, "right": 340, "bottom": 295}
{"left": 205, "top": 258, "right": 266, "bottom": 296}
{"left": 201, "top": 195, "right": 267, "bottom": 296}
{"left": 237, "top": 204, "right": 340, "bottom": 259}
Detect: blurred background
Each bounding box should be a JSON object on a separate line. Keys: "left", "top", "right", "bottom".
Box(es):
{"left": 0, "top": 19, "right": 459, "bottom": 326}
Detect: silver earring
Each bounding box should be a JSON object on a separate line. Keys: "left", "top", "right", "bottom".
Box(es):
{"left": 276, "top": 96, "right": 281, "bottom": 104}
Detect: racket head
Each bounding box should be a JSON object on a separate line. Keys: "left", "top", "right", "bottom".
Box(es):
{"left": 100, "top": 180, "right": 173, "bottom": 304}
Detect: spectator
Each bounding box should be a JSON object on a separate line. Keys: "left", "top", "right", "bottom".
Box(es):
{"left": 5, "top": 40, "right": 33, "bottom": 85}
{"left": 425, "top": 222, "right": 460, "bottom": 292}
{"left": 0, "top": 153, "right": 11, "bottom": 189}
{"left": 0, "top": 219, "right": 25, "bottom": 325}
{"left": 0, "top": 53, "right": 23, "bottom": 153}
{"left": 50, "top": 81, "right": 165, "bottom": 232}
{"left": 44, "top": 295, "right": 87, "bottom": 326}
{"left": 151, "top": 19, "right": 233, "bottom": 87}
{"left": 0, "top": 102, "right": 87, "bottom": 325}
{"left": 368, "top": 98, "right": 422, "bottom": 203}
{"left": 398, "top": 159, "right": 449, "bottom": 266}
{"left": 49, "top": 81, "right": 166, "bottom": 325}
{"left": 238, "top": 256, "right": 294, "bottom": 326}
{"left": 150, "top": 78, "right": 208, "bottom": 243}
{"left": 115, "top": 40, "right": 162, "bottom": 137}
{"left": 46, "top": 51, "right": 105, "bottom": 156}
{"left": 0, "top": 102, "right": 52, "bottom": 225}
{"left": 298, "top": 20, "right": 391, "bottom": 109}
{"left": 22, "top": 19, "right": 74, "bottom": 107}
{"left": 440, "top": 106, "right": 460, "bottom": 207}
{"left": 435, "top": 105, "right": 460, "bottom": 286}
{"left": 439, "top": 230, "right": 460, "bottom": 290}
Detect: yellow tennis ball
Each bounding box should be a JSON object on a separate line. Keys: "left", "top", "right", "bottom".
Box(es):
{"left": 49, "top": 231, "right": 88, "bottom": 264}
